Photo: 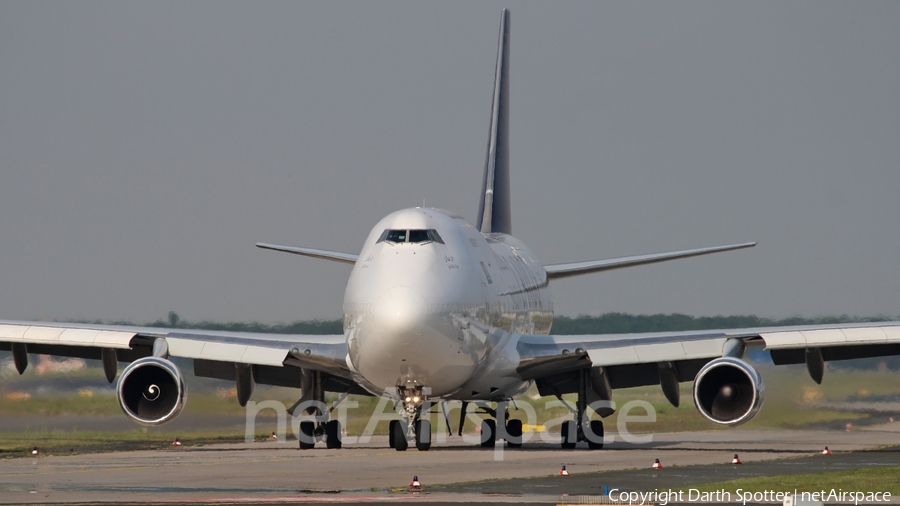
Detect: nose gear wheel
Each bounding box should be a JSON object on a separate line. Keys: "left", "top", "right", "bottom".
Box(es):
{"left": 393, "top": 387, "right": 431, "bottom": 451}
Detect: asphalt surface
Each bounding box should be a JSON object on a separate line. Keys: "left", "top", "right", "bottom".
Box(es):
{"left": 1, "top": 428, "right": 899, "bottom": 504}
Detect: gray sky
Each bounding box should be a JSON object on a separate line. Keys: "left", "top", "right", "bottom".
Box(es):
{"left": 1, "top": 1, "right": 898, "bottom": 324}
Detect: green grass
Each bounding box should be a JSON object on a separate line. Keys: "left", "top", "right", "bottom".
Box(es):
{"left": 0, "top": 427, "right": 268, "bottom": 457}
{"left": 683, "top": 466, "right": 900, "bottom": 495}
{"left": 0, "top": 393, "right": 122, "bottom": 416}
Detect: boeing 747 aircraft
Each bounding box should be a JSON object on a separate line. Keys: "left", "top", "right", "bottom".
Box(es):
{"left": 3, "top": 10, "right": 899, "bottom": 451}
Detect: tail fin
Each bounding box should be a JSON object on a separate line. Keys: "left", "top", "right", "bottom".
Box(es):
{"left": 476, "top": 9, "right": 511, "bottom": 235}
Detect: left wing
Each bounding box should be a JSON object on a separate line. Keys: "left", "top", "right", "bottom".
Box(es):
{"left": 517, "top": 321, "right": 900, "bottom": 424}
{"left": 256, "top": 243, "right": 359, "bottom": 265}
{"left": 543, "top": 242, "right": 757, "bottom": 280}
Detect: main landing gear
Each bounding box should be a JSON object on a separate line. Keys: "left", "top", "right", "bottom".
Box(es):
{"left": 292, "top": 370, "right": 345, "bottom": 450}
{"left": 389, "top": 392, "right": 526, "bottom": 451}
{"left": 458, "top": 401, "right": 524, "bottom": 449}
{"left": 298, "top": 418, "right": 343, "bottom": 450}
{"left": 390, "top": 387, "right": 431, "bottom": 452}
{"left": 556, "top": 368, "right": 605, "bottom": 450}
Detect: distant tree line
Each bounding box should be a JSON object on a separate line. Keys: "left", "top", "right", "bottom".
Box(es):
{"left": 550, "top": 313, "right": 894, "bottom": 334}
{"left": 91, "top": 314, "right": 345, "bottom": 335}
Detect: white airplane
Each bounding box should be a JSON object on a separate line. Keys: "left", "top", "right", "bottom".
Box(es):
{"left": 3, "top": 9, "right": 899, "bottom": 452}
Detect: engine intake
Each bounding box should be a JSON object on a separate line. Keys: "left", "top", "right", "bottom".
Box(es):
{"left": 692, "top": 357, "right": 764, "bottom": 426}
{"left": 117, "top": 357, "right": 187, "bottom": 426}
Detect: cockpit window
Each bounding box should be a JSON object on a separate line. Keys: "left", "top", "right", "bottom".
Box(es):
{"left": 386, "top": 230, "right": 408, "bottom": 243}
{"left": 408, "top": 229, "right": 430, "bottom": 243}
{"left": 376, "top": 229, "right": 444, "bottom": 245}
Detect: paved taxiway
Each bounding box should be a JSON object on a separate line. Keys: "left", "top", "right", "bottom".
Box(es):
{"left": 1, "top": 428, "right": 898, "bottom": 504}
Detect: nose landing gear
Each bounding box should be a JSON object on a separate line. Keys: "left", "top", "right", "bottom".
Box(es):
{"left": 390, "top": 387, "right": 431, "bottom": 451}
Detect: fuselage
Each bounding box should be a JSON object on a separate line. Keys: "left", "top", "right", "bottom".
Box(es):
{"left": 343, "top": 208, "right": 552, "bottom": 401}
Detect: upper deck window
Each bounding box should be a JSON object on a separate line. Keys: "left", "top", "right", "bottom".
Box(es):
{"left": 376, "top": 229, "right": 445, "bottom": 245}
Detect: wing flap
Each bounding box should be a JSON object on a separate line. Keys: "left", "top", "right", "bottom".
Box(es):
{"left": 241, "top": 345, "right": 286, "bottom": 365}
{"left": 197, "top": 341, "right": 254, "bottom": 363}
{"left": 166, "top": 337, "right": 290, "bottom": 368}
{"left": 586, "top": 337, "right": 729, "bottom": 366}
{"left": 589, "top": 346, "right": 640, "bottom": 365}
{"left": 0, "top": 322, "right": 135, "bottom": 349}
{"left": 682, "top": 338, "right": 730, "bottom": 359}
{"left": 0, "top": 324, "right": 27, "bottom": 341}
{"left": 24, "top": 326, "right": 65, "bottom": 343}
{"left": 761, "top": 326, "right": 897, "bottom": 349}
{"left": 634, "top": 341, "right": 687, "bottom": 363}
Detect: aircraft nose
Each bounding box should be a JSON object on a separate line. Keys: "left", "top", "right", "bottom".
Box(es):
{"left": 372, "top": 286, "right": 427, "bottom": 344}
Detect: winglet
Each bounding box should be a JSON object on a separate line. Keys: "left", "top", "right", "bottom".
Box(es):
{"left": 476, "top": 9, "right": 512, "bottom": 235}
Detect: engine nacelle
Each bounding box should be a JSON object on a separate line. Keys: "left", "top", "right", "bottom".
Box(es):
{"left": 692, "top": 357, "right": 764, "bottom": 426}
{"left": 117, "top": 357, "right": 187, "bottom": 426}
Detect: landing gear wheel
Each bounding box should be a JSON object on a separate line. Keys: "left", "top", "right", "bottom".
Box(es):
{"left": 325, "top": 420, "right": 342, "bottom": 449}
{"left": 561, "top": 420, "right": 577, "bottom": 449}
{"left": 389, "top": 420, "right": 398, "bottom": 449}
{"left": 587, "top": 420, "right": 604, "bottom": 450}
{"left": 480, "top": 419, "right": 496, "bottom": 448}
{"left": 506, "top": 419, "right": 523, "bottom": 448}
{"left": 393, "top": 419, "right": 409, "bottom": 452}
{"left": 415, "top": 419, "right": 431, "bottom": 451}
{"left": 298, "top": 420, "right": 315, "bottom": 450}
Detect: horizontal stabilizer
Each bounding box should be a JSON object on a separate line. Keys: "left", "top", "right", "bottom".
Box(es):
{"left": 543, "top": 242, "right": 756, "bottom": 280}
{"left": 256, "top": 243, "right": 358, "bottom": 265}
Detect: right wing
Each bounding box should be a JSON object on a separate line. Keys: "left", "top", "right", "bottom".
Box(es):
{"left": 0, "top": 319, "right": 358, "bottom": 393}
{"left": 543, "top": 242, "right": 756, "bottom": 280}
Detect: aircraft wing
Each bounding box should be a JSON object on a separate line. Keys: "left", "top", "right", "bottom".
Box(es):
{"left": 517, "top": 320, "right": 900, "bottom": 393}
{"left": 543, "top": 242, "right": 757, "bottom": 280}
{"left": 0, "top": 319, "right": 355, "bottom": 390}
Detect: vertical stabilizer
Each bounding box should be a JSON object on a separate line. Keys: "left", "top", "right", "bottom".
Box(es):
{"left": 476, "top": 9, "right": 511, "bottom": 235}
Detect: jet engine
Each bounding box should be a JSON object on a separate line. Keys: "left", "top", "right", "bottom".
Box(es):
{"left": 116, "top": 357, "right": 187, "bottom": 426}
{"left": 692, "top": 357, "right": 764, "bottom": 426}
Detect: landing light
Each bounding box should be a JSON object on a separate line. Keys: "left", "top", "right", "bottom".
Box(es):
{"left": 413, "top": 396, "right": 420, "bottom": 403}
{"left": 405, "top": 396, "right": 412, "bottom": 402}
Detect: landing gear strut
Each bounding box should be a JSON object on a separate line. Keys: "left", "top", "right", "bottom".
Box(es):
{"left": 557, "top": 368, "right": 604, "bottom": 450}
{"left": 391, "top": 387, "right": 431, "bottom": 452}
{"left": 458, "top": 401, "right": 523, "bottom": 449}
{"left": 298, "top": 418, "right": 343, "bottom": 450}
{"left": 291, "top": 370, "right": 344, "bottom": 450}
